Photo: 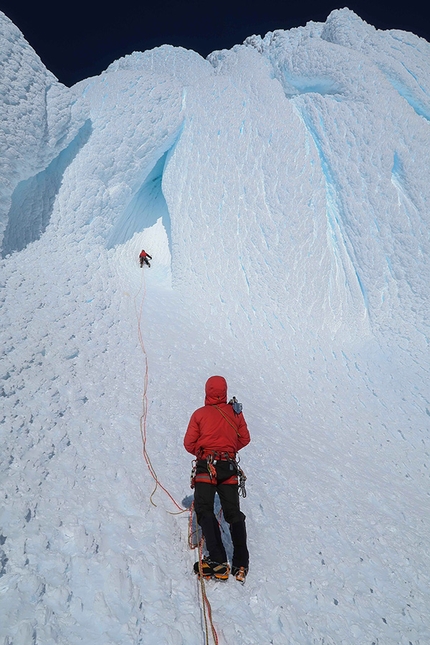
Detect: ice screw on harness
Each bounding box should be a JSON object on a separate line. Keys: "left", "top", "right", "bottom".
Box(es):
{"left": 237, "top": 464, "right": 247, "bottom": 498}
{"left": 207, "top": 454, "right": 217, "bottom": 480}
{"left": 190, "top": 460, "right": 197, "bottom": 489}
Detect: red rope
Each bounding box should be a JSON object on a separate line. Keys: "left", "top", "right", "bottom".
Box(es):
{"left": 189, "top": 503, "right": 220, "bottom": 645}
{"left": 135, "top": 268, "right": 185, "bottom": 513}
{"left": 136, "top": 269, "right": 219, "bottom": 644}
{"left": 188, "top": 501, "right": 200, "bottom": 549}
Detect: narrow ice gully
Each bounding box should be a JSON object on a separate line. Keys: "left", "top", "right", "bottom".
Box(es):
{"left": 1, "top": 7, "right": 430, "bottom": 644}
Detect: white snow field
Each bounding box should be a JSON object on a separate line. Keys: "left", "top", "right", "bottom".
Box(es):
{"left": 1, "top": 7, "right": 430, "bottom": 644}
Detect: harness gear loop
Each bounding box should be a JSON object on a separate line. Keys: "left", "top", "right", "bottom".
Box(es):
{"left": 190, "top": 451, "right": 246, "bottom": 491}
{"left": 237, "top": 464, "right": 247, "bottom": 498}
{"left": 206, "top": 454, "right": 217, "bottom": 481}
{"left": 190, "top": 460, "right": 197, "bottom": 489}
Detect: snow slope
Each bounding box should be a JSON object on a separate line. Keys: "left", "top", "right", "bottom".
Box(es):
{"left": 1, "top": 7, "right": 429, "bottom": 644}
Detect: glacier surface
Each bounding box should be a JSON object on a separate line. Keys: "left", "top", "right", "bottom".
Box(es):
{"left": 1, "top": 7, "right": 429, "bottom": 644}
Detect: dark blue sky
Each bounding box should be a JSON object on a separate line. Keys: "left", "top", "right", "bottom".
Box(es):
{"left": 1, "top": 0, "right": 429, "bottom": 87}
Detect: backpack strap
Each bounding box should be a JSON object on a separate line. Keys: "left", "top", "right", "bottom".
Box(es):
{"left": 214, "top": 405, "right": 241, "bottom": 438}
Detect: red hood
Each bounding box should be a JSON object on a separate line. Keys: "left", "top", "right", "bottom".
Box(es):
{"left": 205, "top": 375, "right": 227, "bottom": 405}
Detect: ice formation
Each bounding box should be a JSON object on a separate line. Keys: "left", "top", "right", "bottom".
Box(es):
{"left": 1, "top": 7, "right": 429, "bottom": 644}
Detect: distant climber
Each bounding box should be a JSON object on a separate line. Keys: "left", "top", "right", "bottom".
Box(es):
{"left": 139, "top": 249, "right": 152, "bottom": 268}
{"left": 184, "top": 375, "right": 251, "bottom": 583}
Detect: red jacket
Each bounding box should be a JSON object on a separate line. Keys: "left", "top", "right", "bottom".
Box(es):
{"left": 184, "top": 376, "right": 250, "bottom": 458}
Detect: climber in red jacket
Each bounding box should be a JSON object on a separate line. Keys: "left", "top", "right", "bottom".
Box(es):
{"left": 139, "top": 249, "right": 152, "bottom": 268}
{"left": 184, "top": 375, "right": 250, "bottom": 583}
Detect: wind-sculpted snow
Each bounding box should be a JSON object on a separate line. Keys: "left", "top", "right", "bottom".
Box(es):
{"left": 243, "top": 11, "right": 430, "bottom": 353}
{"left": 1, "top": 120, "right": 92, "bottom": 257}
{"left": 1, "top": 8, "right": 430, "bottom": 645}
{"left": 321, "top": 9, "right": 430, "bottom": 121}
{"left": 0, "top": 12, "right": 88, "bottom": 249}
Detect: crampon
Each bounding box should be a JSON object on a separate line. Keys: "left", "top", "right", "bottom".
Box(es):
{"left": 193, "top": 558, "right": 230, "bottom": 580}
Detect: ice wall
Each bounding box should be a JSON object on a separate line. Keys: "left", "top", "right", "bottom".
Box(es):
{"left": 0, "top": 12, "right": 88, "bottom": 251}
{"left": 235, "top": 9, "right": 430, "bottom": 353}
{"left": 81, "top": 12, "right": 430, "bottom": 359}
{"left": 2, "top": 8, "right": 429, "bottom": 357}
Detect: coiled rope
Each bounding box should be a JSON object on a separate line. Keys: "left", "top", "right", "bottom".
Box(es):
{"left": 135, "top": 267, "right": 219, "bottom": 645}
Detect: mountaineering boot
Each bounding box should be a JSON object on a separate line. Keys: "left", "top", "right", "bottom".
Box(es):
{"left": 232, "top": 565, "right": 248, "bottom": 584}
{"left": 193, "top": 557, "right": 212, "bottom": 578}
{"left": 193, "top": 558, "right": 230, "bottom": 580}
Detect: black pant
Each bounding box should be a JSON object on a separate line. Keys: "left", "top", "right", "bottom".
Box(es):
{"left": 194, "top": 460, "right": 249, "bottom": 569}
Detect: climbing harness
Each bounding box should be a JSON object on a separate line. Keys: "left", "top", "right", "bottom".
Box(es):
{"left": 190, "top": 451, "right": 247, "bottom": 497}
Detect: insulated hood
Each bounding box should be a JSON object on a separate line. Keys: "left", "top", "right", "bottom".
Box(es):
{"left": 205, "top": 375, "right": 227, "bottom": 405}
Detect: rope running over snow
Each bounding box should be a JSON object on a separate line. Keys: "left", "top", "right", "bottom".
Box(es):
{"left": 190, "top": 502, "right": 220, "bottom": 645}
{"left": 135, "top": 267, "right": 219, "bottom": 644}
{"left": 135, "top": 267, "right": 184, "bottom": 513}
